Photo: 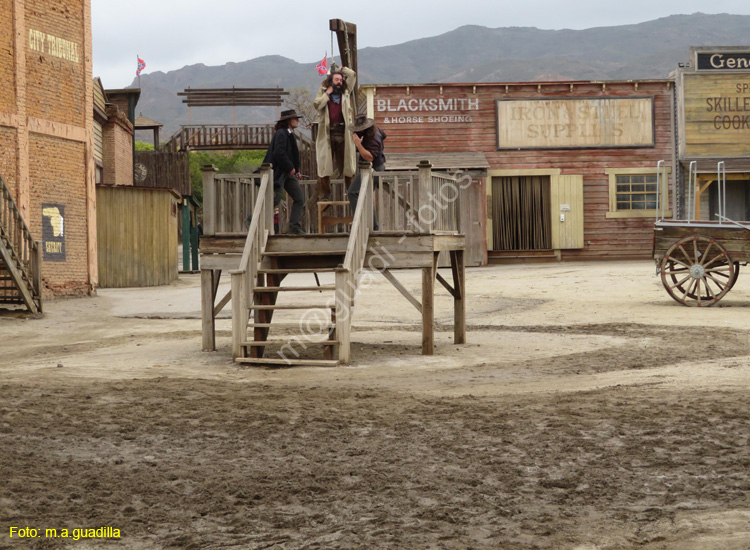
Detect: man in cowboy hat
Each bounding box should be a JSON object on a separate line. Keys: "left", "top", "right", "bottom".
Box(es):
{"left": 313, "top": 65, "right": 357, "bottom": 199}
{"left": 348, "top": 114, "right": 386, "bottom": 231}
{"left": 267, "top": 109, "right": 305, "bottom": 234}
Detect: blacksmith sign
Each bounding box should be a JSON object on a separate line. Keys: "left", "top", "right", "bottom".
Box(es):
{"left": 42, "top": 203, "right": 65, "bottom": 261}
{"left": 374, "top": 96, "right": 479, "bottom": 125}
{"left": 496, "top": 97, "right": 655, "bottom": 149}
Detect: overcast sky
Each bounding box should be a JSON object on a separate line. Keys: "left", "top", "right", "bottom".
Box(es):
{"left": 92, "top": 0, "right": 750, "bottom": 89}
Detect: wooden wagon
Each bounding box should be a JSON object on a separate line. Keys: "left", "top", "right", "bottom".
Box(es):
{"left": 653, "top": 160, "right": 747, "bottom": 306}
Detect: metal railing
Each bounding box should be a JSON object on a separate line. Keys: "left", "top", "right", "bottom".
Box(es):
{"left": 229, "top": 165, "right": 275, "bottom": 359}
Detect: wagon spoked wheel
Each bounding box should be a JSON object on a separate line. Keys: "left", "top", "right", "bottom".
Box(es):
{"left": 660, "top": 235, "right": 735, "bottom": 307}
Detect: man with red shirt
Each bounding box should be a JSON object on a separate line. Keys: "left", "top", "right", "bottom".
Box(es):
{"left": 313, "top": 66, "right": 357, "bottom": 199}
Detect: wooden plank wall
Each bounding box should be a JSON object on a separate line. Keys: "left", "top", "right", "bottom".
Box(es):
{"left": 96, "top": 186, "right": 178, "bottom": 288}
{"left": 682, "top": 73, "right": 750, "bottom": 157}
{"left": 369, "top": 81, "right": 674, "bottom": 260}
{"left": 134, "top": 151, "right": 191, "bottom": 196}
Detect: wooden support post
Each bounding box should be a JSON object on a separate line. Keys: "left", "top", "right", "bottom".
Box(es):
{"left": 181, "top": 198, "right": 190, "bottom": 271}
{"left": 335, "top": 270, "right": 351, "bottom": 364}
{"left": 190, "top": 225, "right": 199, "bottom": 271}
{"left": 33, "top": 243, "right": 43, "bottom": 313}
{"left": 418, "top": 160, "right": 433, "bottom": 234}
{"left": 230, "top": 270, "right": 248, "bottom": 360}
{"left": 451, "top": 250, "right": 466, "bottom": 345}
{"left": 201, "top": 269, "right": 216, "bottom": 351}
{"left": 422, "top": 252, "right": 438, "bottom": 355}
{"left": 202, "top": 164, "right": 217, "bottom": 236}
{"left": 262, "top": 164, "right": 274, "bottom": 234}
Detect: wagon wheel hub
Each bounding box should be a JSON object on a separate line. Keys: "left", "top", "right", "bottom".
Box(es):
{"left": 689, "top": 264, "right": 706, "bottom": 279}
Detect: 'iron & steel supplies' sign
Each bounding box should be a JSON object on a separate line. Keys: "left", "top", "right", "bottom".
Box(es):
{"left": 496, "top": 97, "right": 654, "bottom": 149}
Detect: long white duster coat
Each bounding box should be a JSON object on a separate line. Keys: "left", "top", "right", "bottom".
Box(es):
{"left": 314, "top": 67, "right": 357, "bottom": 179}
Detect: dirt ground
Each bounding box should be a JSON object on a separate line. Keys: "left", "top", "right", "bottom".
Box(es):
{"left": 2, "top": 260, "right": 750, "bottom": 549}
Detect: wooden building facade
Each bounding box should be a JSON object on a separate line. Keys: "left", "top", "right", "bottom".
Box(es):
{"left": 673, "top": 46, "right": 750, "bottom": 221}
{"left": 362, "top": 80, "right": 674, "bottom": 262}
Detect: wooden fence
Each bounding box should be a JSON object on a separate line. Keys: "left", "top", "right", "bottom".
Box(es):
{"left": 134, "top": 151, "right": 191, "bottom": 197}
{"left": 202, "top": 162, "right": 463, "bottom": 237}
{"left": 97, "top": 186, "right": 179, "bottom": 288}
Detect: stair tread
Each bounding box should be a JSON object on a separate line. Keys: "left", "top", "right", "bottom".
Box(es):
{"left": 248, "top": 323, "right": 333, "bottom": 329}
{"left": 247, "top": 323, "right": 335, "bottom": 336}
{"left": 251, "top": 304, "right": 332, "bottom": 310}
{"left": 235, "top": 357, "right": 340, "bottom": 367}
{"left": 259, "top": 268, "right": 339, "bottom": 274}
{"left": 255, "top": 285, "right": 335, "bottom": 292}
{"left": 262, "top": 250, "right": 346, "bottom": 257}
{"left": 242, "top": 340, "right": 339, "bottom": 346}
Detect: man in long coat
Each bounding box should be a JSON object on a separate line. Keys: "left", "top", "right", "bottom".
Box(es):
{"left": 313, "top": 66, "right": 357, "bottom": 198}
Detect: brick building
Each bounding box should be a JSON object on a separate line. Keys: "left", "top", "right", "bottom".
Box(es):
{"left": 0, "top": 0, "right": 95, "bottom": 296}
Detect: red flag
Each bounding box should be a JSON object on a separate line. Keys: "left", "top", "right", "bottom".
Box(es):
{"left": 136, "top": 56, "right": 146, "bottom": 76}
{"left": 315, "top": 54, "right": 327, "bottom": 76}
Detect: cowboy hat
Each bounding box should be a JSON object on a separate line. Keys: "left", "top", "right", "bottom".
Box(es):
{"left": 349, "top": 114, "right": 375, "bottom": 132}
{"left": 278, "top": 109, "right": 302, "bottom": 121}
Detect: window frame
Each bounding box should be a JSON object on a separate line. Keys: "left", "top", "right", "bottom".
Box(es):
{"left": 605, "top": 166, "right": 672, "bottom": 218}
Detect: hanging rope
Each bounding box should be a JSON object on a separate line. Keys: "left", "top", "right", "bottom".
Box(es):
{"left": 342, "top": 21, "right": 350, "bottom": 66}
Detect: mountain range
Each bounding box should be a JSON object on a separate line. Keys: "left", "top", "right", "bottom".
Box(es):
{"left": 126, "top": 13, "right": 750, "bottom": 138}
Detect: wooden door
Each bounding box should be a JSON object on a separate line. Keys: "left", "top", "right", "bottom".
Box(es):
{"left": 550, "top": 174, "right": 584, "bottom": 249}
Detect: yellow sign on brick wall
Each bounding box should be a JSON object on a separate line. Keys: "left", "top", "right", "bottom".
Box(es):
{"left": 28, "top": 29, "right": 80, "bottom": 63}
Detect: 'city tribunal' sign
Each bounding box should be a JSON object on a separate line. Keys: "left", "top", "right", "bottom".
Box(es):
{"left": 496, "top": 97, "right": 654, "bottom": 149}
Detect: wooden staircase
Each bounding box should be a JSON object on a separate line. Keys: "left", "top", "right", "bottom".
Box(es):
{"left": 229, "top": 163, "right": 374, "bottom": 366}
{"left": 0, "top": 176, "right": 42, "bottom": 313}
{"left": 236, "top": 234, "right": 349, "bottom": 367}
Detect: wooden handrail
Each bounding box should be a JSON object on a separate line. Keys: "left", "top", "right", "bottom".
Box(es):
{"left": 341, "top": 167, "right": 373, "bottom": 272}
{"left": 0, "top": 175, "right": 42, "bottom": 312}
{"left": 336, "top": 162, "right": 373, "bottom": 363}
{"left": 229, "top": 164, "right": 274, "bottom": 359}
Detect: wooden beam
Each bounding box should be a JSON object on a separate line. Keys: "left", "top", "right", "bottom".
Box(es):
{"left": 435, "top": 272, "right": 456, "bottom": 298}
{"left": 422, "top": 253, "right": 438, "bottom": 355}
{"left": 201, "top": 269, "right": 216, "bottom": 351}
{"left": 451, "top": 250, "right": 466, "bottom": 345}
{"left": 379, "top": 269, "right": 422, "bottom": 313}
{"left": 213, "top": 288, "right": 232, "bottom": 317}
{"left": 335, "top": 270, "right": 351, "bottom": 364}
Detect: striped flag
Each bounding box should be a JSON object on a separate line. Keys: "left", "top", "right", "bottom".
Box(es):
{"left": 136, "top": 56, "right": 146, "bottom": 76}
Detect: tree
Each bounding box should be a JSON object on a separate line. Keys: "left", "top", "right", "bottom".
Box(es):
{"left": 283, "top": 87, "right": 317, "bottom": 130}
{"left": 134, "top": 141, "right": 154, "bottom": 151}
{"left": 188, "top": 150, "right": 266, "bottom": 204}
